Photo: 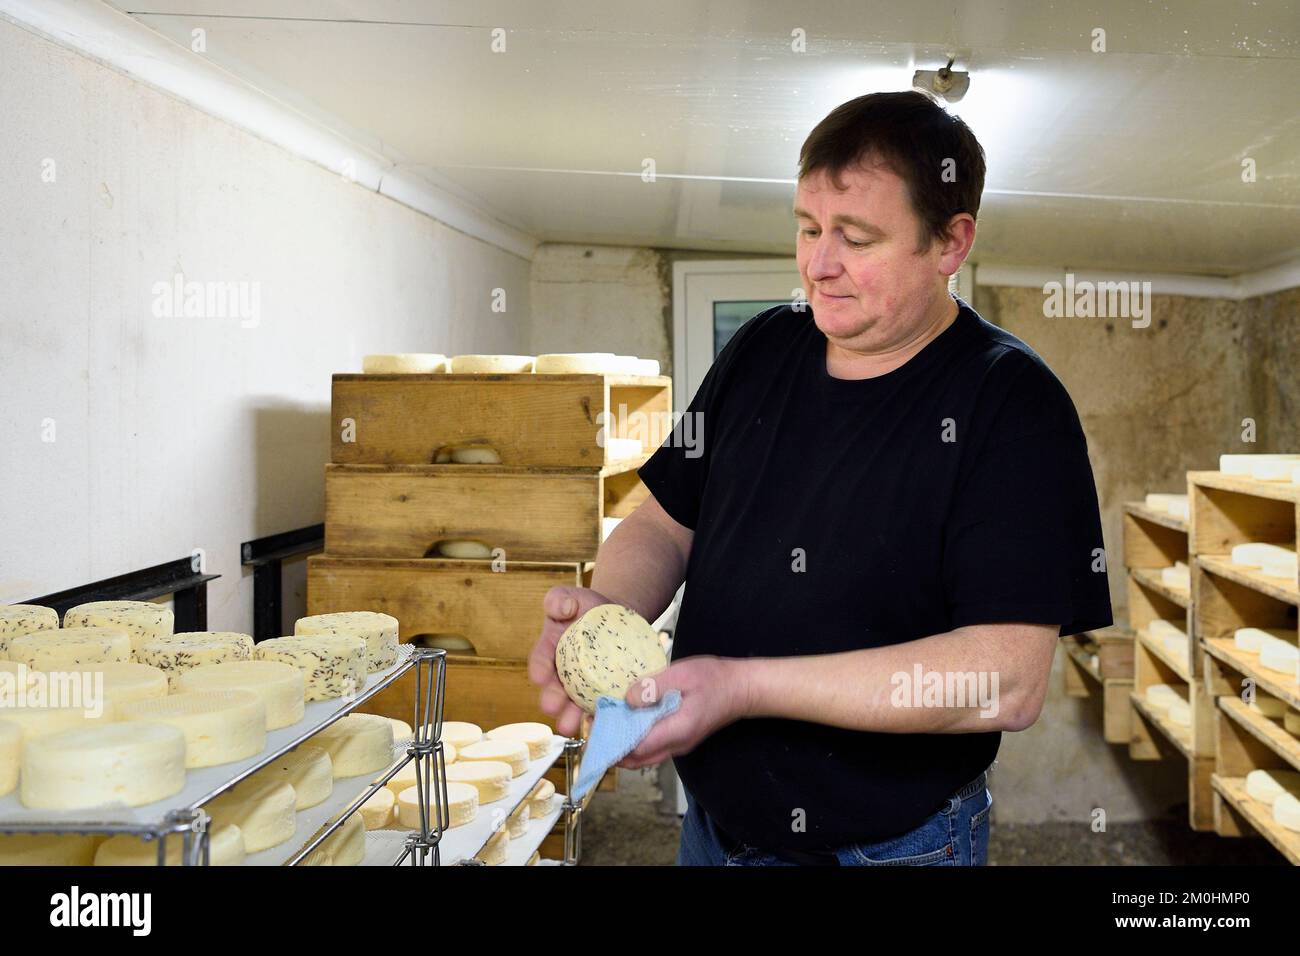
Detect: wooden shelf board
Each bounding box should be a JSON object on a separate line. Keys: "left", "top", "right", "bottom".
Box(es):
{"left": 1211, "top": 775, "right": 1300, "bottom": 865}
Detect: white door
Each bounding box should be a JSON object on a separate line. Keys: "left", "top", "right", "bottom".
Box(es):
{"left": 671, "top": 259, "right": 802, "bottom": 409}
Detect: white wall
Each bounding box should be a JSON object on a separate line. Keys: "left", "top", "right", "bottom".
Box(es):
{"left": 0, "top": 19, "right": 532, "bottom": 630}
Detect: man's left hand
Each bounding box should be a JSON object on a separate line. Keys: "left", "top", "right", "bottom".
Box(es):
{"left": 616, "top": 656, "right": 750, "bottom": 770}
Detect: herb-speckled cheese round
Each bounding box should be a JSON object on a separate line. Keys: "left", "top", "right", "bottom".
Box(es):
{"left": 62, "top": 600, "right": 174, "bottom": 656}
{"left": 0, "top": 605, "right": 59, "bottom": 657}
{"left": 554, "top": 605, "right": 668, "bottom": 713}
{"left": 294, "top": 611, "right": 399, "bottom": 672}
{"left": 0, "top": 720, "right": 19, "bottom": 796}
{"left": 7, "top": 627, "right": 131, "bottom": 672}
{"left": 138, "top": 632, "right": 253, "bottom": 689}
{"left": 254, "top": 635, "right": 367, "bottom": 701}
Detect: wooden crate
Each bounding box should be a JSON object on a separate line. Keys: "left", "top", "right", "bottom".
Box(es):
{"left": 323, "top": 461, "right": 646, "bottom": 562}
{"left": 1211, "top": 698, "right": 1300, "bottom": 862}
{"left": 1188, "top": 470, "right": 1298, "bottom": 560}
{"left": 1061, "top": 628, "right": 1134, "bottom": 744}
{"left": 1122, "top": 501, "right": 1189, "bottom": 569}
{"left": 330, "top": 372, "right": 672, "bottom": 467}
{"left": 306, "top": 556, "right": 581, "bottom": 660}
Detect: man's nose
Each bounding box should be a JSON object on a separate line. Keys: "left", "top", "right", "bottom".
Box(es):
{"left": 805, "top": 235, "right": 841, "bottom": 280}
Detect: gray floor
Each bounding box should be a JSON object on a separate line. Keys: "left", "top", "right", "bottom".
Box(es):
{"left": 577, "top": 769, "right": 1287, "bottom": 866}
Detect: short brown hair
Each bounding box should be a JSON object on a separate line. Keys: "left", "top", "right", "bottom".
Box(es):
{"left": 798, "top": 90, "right": 986, "bottom": 251}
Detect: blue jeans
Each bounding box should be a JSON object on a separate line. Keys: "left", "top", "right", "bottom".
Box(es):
{"left": 676, "top": 772, "right": 991, "bottom": 866}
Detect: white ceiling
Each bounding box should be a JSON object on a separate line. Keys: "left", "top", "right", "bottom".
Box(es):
{"left": 109, "top": 0, "right": 1300, "bottom": 275}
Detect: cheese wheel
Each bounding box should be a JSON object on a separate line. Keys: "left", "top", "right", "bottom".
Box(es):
{"left": 21, "top": 722, "right": 186, "bottom": 809}
{"left": 1144, "top": 493, "right": 1184, "bottom": 512}
{"left": 0, "top": 605, "right": 58, "bottom": 657}
{"left": 118, "top": 690, "right": 266, "bottom": 768}
{"left": 1230, "top": 542, "right": 1294, "bottom": 569}
{"left": 388, "top": 718, "right": 413, "bottom": 741}
{"left": 1147, "top": 620, "right": 1184, "bottom": 641}
{"left": 1261, "top": 553, "right": 1299, "bottom": 582}
{"left": 95, "top": 824, "right": 245, "bottom": 866}
{"left": 294, "top": 611, "right": 399, "bottom": 672}
{"left": 604, "top": 437, "right": 643, "bottom": 461}
{"left": 1234, "top": 627, "right": 1291, "bottom": 653}
{"left": 138, "top": 632, "right": 253, "bottom": 689}
{"left": 1252, "top": 458, "right": 1300, "bottom": 481}
{"left": 254, "top": 745, "right": 333, "bottom": 809}
{"left": 62, "top": 601, "right": 174, "bottom": 656}
{"left": 507, "top": 799, "right": 531, "bottom": 837}
{"left": 450, "top": 354, "right": 535, "bottom": 373}
{"left": 475, "top": 826, "right": 509, "bottom": 865}
{"left": 1145, "top": 684, "right": 1180, "bottom": 714}
{"left": 458, "top": 739, "right": 530, "bottom": 777}
{"left": 1161, "top": 565, "right": 1190, "bottom": 589}
{"left": 1286, "top": 710, "right": 1300, "bottom": 735}
{"left": 436, "top": 540, "right": 493, "bottom": 559}
{"left": 1162, "top": 634, "right": 1189, "bottom": 660}
{"left": 529, "top": 778, "right": 556, "bottom": 817}
{"left": 208, "top": 777, "right": 297, "bottom": 853}
{"left": 0, "top": 720, "right": 18, "bottom": 796}
{"left": 382, "top": 761, "right": 420, "bottom": 799}
{"left": 254, "top": 635, "right": 367, "bottom": 701}
{"left": 0, "top": 833, "right": 99, "bottom": 866}
{"left": 1166, "top": 697, "right": 1191, "bottom": 727}
{"left": 441, "top": 721, "right": 483, "bottom": 750}
{"left": 362, "top": 353, "right": 447, "bottom": 374}
{"left": 1249, "top": 692, "right": 1287, "bottom": 718}
{"left": 448, "top": 447, "right": 502, "bottom": 464}
{"left": 445, "top": 760, "right": 511, "bottom": 803}
{"left": 555, "top": 604, "right": 668, "bottom": 713}
{"left": 0, "top": 706, "right": 89, "bottom": 740}
{"left": 302, "top": 813, "right": 365, "bottom": 866}
{"left": 397, "top": 781, "right": 477, "bottom": 830}
{"left": 534, "top": 352, "right": 617, "bottom": 374}
{"left": 8, "top": 627, "right": 131, "bottom": 672}
{"left": 360, "top": 786, "right": 395, "bottom": 829}
{"left": 1259, "top": 637, "right": 1300, "bottom": 674}
{"left": 632, "top": 358, "right": 661, "bottom": 376}
{"left": 63, "top": 661, "right": 168, "bottom": 720}
{"left": 1275, "top": 792, "right": 1300, "bottom": 833}
{"left": 1246, "top": 768, "right": 1300, "bottom": 804}
{"left": 312, "top": 713, "right": 394, "bottom": 778}
{"left": 416, "top": 634, "right": 475, "bottom": 655}
{"left": 1220, "top": 454, "right": 1300, "bottom": 476}
{"left": 486, "top": 722, "right": 554, "bottom": 760}
{"left": 176, "top": 660, "right": 305, "bottom": 729}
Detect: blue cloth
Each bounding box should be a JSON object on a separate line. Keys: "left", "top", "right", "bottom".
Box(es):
{"left": 572, "top": 690, "right": 682, "bottom": 801}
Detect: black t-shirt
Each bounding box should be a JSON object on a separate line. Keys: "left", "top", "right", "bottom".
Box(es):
{"left": 637, "top": 296, "right": 1112, "bottom": 852}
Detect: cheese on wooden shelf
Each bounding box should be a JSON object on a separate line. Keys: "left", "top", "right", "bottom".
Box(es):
{"left": 1275, "top": 793, "right": 1300, "bottom": 833}
{"left": 1259, "top": 638, "right": 1300, "bottom": 675}
{"left": 360, "top": 786, "right": 395, "bottom": 829}
{"left": 1160, "top": 564, "right": 1190, "bottom": 590}
{"left": 555, "top": 604, "right": 669, "bottom": 713}
{"left": 0, "top": 707, "right": 89, "bottom": 740}
{"left": 529, "top": 778, "right": 556, "bottom": 817}
{"left": 436, "top": 540, "right": 494, "bottom": 559}
{"left": 458, "top": 739, "right": 530, "bottom": 777}
{"left": 7, "top": 627, "right": 131, "bottom": 672}
{"left": 1250, "top": 457, "right": 1300, "bottom": 481}
{"left": 416, "top": 635, "right": 475, "bottom": 655}
{"left": 1234, "top": 627, "right": 1291, "bottom": 653}
{"left": 176, "top": 660, "right": 305, "bottom": 729}
{"left": 1230, "top": 542, "right": 1294, "bottom": 569}
{"left": 632, "top": 358, "right": 660, "bottom": 376}
{"left": 138, "top": 632, "right": 253, "bottom": 689}
{"left": 445, "top": 760, "right": 511, "bottom": 803}
{"left": 21, "top": 722, "right": 186, "bottom": 809}
{"left": 311, "top": 713, "right": 395, "bottom": 778}
{"left": 1143, "top": 493, "right": 1187, "bottom": 515}
{"left": 95, "top": 824, "right": 245, "bottom": 866}
{"left": 507, "top": 799, "right": 531, "bottom": 838}
{"left": 604, "top": 437, "right": 643, "bottom": 461}
{"left": 0, "top": 605, "right": 58, "bottom": 656}
{"left": 475, "top": 826, "right": 509, "bottom": 865}
{"left": 118, "top": 690, "right": 266, "bottom": 768}
{"left": 0, "top": 720, "right": 18, "bottom": 796}
{"left": 450, "top": 354, "right": 535, "bottom": 373}
{"left": 1245, "top": 768, "right": 1300, "bottom": 805}
{"left": 441, "top": 721, "right": 482, "bottom": 750}
{"left": 1219, "top": 454, "right": 1300, "bottom": 476}
{"left": 1166, "top": 697, "right": 1191, "bottom": 727}
{"left": 254, "top": 745, "right": 333, "bottom": 810}
{"left": 301, "top": 813, "right": 365, "bottom": 866}
{"left": 254, "top": 634, "right": 367, "bottom": 701}
{"left": 1261, "top": 551, "right": 1299, "bottom": 582}
{"left": 448, "top": 447, "right": 502, "bottom": 464}
{"left": 208, "top": 777, "right": 297, "bottom": 853}
{"left": 534, "top": 352, "right": 617, "bottom": 374}
{"left": 362, "top": 353, "right": 448, "bottom": 374}
{"left": 294, "top": 611, "right": 399, "bottom": 672}
{"left": 486, "top": 722, "right": 553, "bottom": 760}
{"left": 0, "top": 833, "right": 99, "bottom": 866}
{"left": 63, "top": 600, "right": 174, "bottom": 656}
{"left": 1144, "top": 684, "right": 1181, "bottom": 714}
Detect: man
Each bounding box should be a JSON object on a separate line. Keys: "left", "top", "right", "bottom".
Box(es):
{"left": 529, "top": 90, "right": 1112, "bottom": 866}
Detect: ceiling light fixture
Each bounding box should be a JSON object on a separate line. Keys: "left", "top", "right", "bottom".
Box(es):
{"left": 913, "top": 57, "right": 970, "bottom": 103}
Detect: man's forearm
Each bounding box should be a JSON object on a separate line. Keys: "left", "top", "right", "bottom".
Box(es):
{"left": 735, "top": 623, "right": 1057, "bottom": 734}
{"left": 589, "top": 511, "right": 687, "bottom": 624}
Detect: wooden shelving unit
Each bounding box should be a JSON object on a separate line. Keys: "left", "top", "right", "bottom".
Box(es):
{"left": 1062, "top": 627, "right": 1134, "bottom": 744}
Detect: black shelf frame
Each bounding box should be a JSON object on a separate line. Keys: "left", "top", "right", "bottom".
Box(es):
{"left": 240, "top": 523, "right": 324, "bottom": 642}
{"left": 23, "top": 557, "right": 219, "bottom": 631}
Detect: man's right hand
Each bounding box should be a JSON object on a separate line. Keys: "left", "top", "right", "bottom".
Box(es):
{"left": 529, "top": 586, "right": 612, "bottom": 739}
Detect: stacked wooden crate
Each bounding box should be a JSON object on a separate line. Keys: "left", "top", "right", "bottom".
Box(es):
{"left": 1189, "top": 469, "right": 1300, "bottom": 863}
{"left": 1061, "top": 626, "right": 1133, "bottom": 744}
{"left": 306, "top": 367, "right": 672, "bottom": 854}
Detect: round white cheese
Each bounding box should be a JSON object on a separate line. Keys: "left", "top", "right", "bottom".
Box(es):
{"left": 486, "top": 722, "right": 554, "bottom": 760}
{"left": 63, "top": 600, "right": 175, "bottom": 656}
{"left": 475, "top": 826, "right": 509, "bottom": 865}
{"left": 440, "top": 721, "right": 482, "bottom": 750}
{"left": 436, "top": 540, "right": 494, "bottom": 559}
{"left": 21, "top": 722, "right": 186, "bottom": 809}
{"left": 529, "top": 778, "right": 556, "bottom": 817}
{"left": 555, "top": 604, "right": 668, "bottom": 713}
{"left": 138, "top": 632, "right": 253, "bottom": 689}
{"left": 388, "top": 717, "right": 413, "bottom": 741}
{"left": 254, "top": 634, "right": 367, "bottom": 702}
{"left": 118, "top": 690, "right": 266, "bottom": 768}
{"left": 302, "top": 813, "right": 365, "bottom": 866}
{"left": 8, "top": 627, "right": 131, "bottom": 672}
{"left": 0, "top": 706, "right": 89, "bottom": 740}
{"left": 1234, "top": 627, "right": 1290, "bottom": 653}
{"left": 81, "top": 661, "right": 169, "bottom": 718}
{"left": 95, "top": 824, "right": 245, "bottom": 866}
{"left": 312, "top": 713, "right": 395, "bottom": 778}
{"left": 448, "top": 447, "right": 502, "bottom": 464}
{"left": 0, "top": 605, "right": 58, "bottom": 657}
{"left": 0, "top": 720, "right": 18, "bottom": 796}
{"left": 362, "top": 353, "right": 448, "bottom": 374}
{"left": 360, "top": 786, "right": 395, "bottom": 829}
{"left": 1230, "top": 542, "right": 1294, "bottom": 569}
{"left": 1260, "top": 637, "right": 1300, "bottom": 674}
{"left": 533, "top": 352, "right": 617, "bottom": 374}
{"left": 446, "top": 760, "right": 511, "bottom": 803}
{"left": 294, "top": 611, "right": 399, "bottom": 673}
{"left": 450, "top": 354, "right": 535, "bottom": 373}
{"left": 632, "top": 358, "right": 661, "bottom": 376}
{"left": 1220, "top": 454, "right": 1300, "bottom": 476}
{"left": 0, "top": 833, "right": 99, "bottom": 866}
{"left": 176, "top": 660, "right": 305, "bottom": 729}
{"left": 1276, "top": 792, "right": 1300, "bottom": 833}
{"left": 507, "top": 799, "right": 531, "bottom": 837}
{"left": 428, "top": 781, "right": 479, "bottom": 829}
{"left": 1166, "top": 697, "right": 1191, "bottom": 727}
{"left": 1246, "top": 768, "right": 1300, "bottom": 805}
{"left": 1144, "top": 684, "right": 1181, "bottom": 714}
{"left": 208, "top": 777, "right": 297, "bottom": 853}
{"left": 459, "top": 739, "right": 530, "bottom": 777}
{"left": 254, "top": 745, "right": 334, "bottom": 810}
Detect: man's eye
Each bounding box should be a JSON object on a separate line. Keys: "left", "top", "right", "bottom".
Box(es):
{"left": 800, "top": 228, "right": 819, "bottom": 238}
{"left": 845, "top": 237, "right": 870, "bottom": 248}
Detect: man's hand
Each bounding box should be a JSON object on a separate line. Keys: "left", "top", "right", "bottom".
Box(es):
{"left": 528, "top": 586, "right": 613, "bottom": 738}
{"left": 617, "top": 656, "right": 750, "bottom": 769}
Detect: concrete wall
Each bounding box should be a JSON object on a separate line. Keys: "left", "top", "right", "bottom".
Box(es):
{"left": 0, "top": 20, "right": 531, "bottom": 631}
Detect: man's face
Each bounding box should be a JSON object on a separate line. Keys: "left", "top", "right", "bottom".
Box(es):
{"left": 794, "top": 163, "right": 952, "bottom": 351}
